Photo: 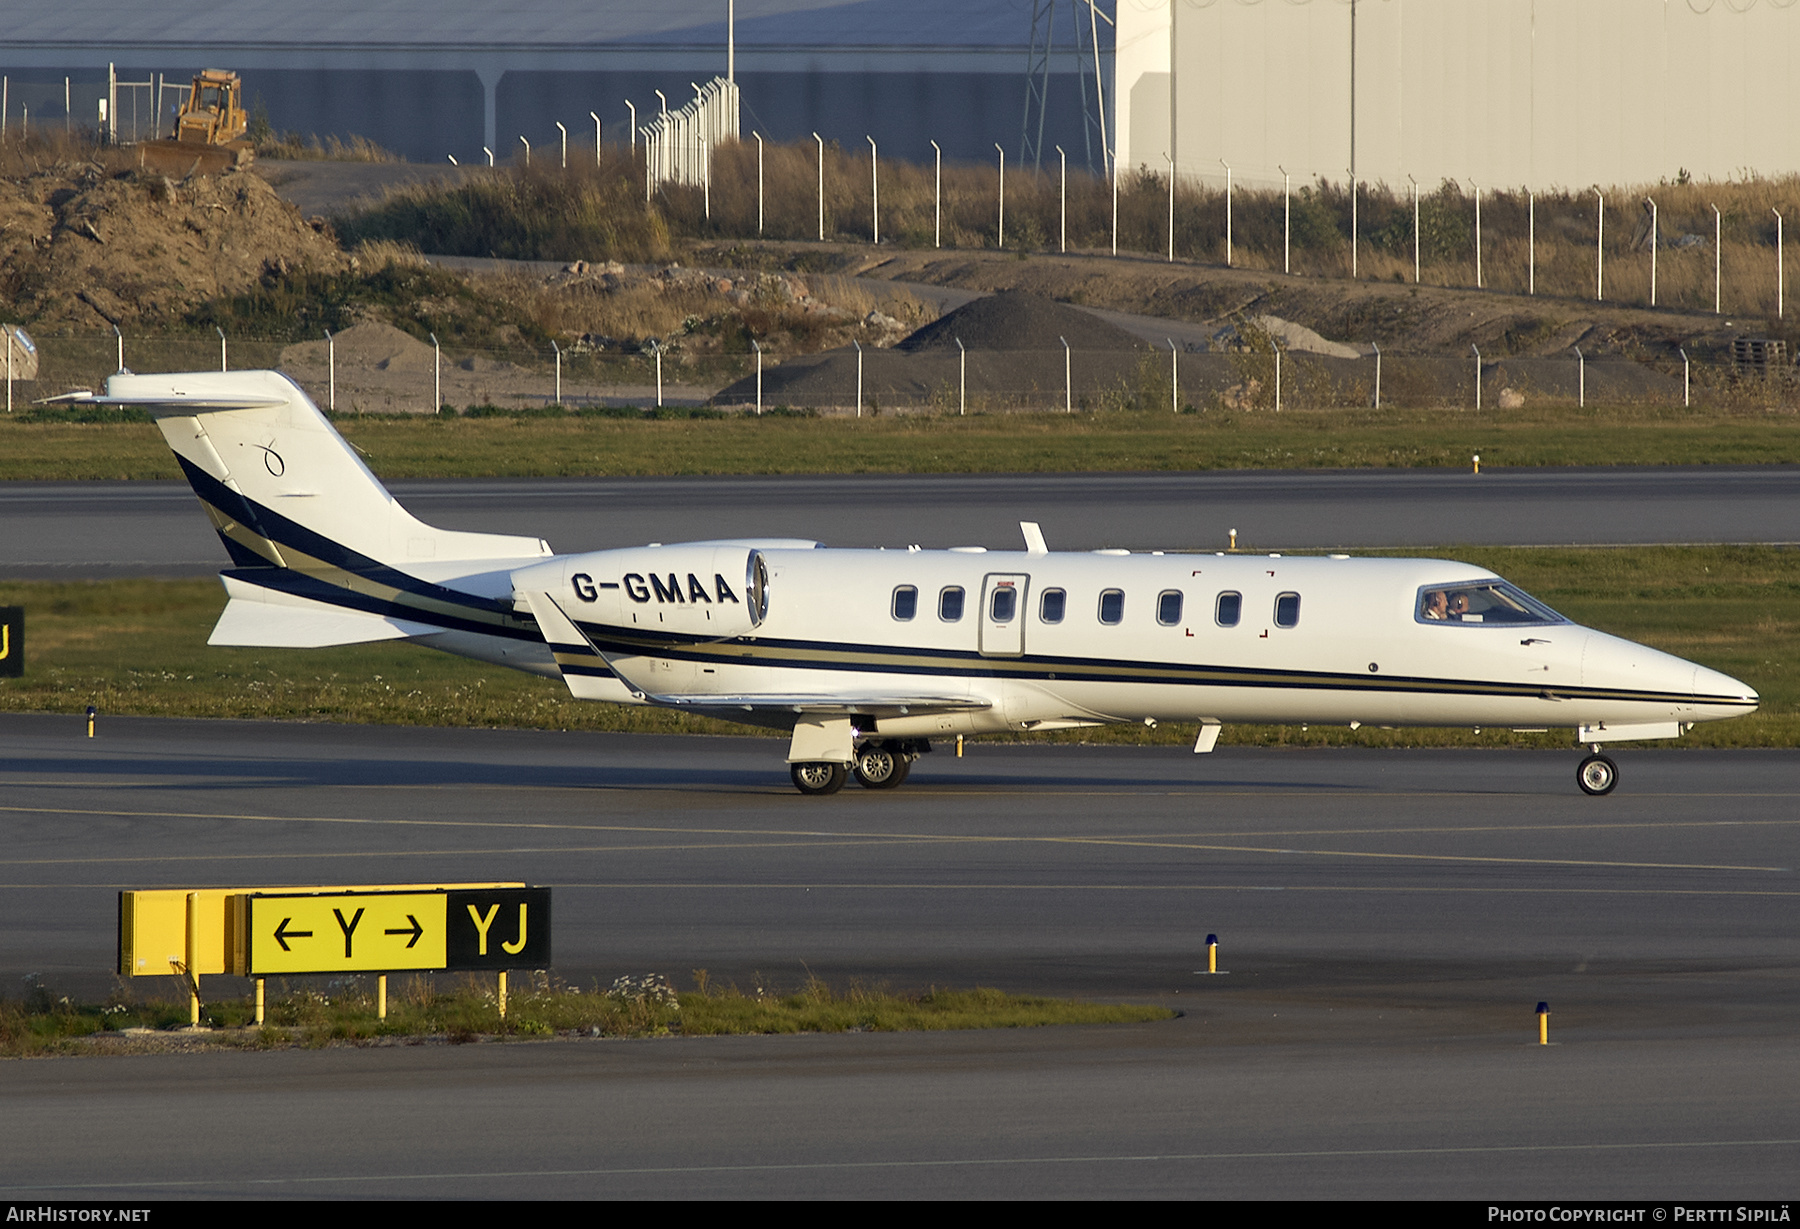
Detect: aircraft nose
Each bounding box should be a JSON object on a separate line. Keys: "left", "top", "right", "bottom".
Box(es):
{"left": 1693, "top": 662, "right": 1758, "bottom": 707}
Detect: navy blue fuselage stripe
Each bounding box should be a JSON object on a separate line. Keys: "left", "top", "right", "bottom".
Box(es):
{"left": 180, "top": 458, "right": 514, "bottom": 621}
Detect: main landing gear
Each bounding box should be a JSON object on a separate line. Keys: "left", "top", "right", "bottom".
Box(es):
{"left": 1577, "top": 751, "right": 1618, "bottom": 796}
{"left": 790, "top": 739, "right": 927, "bottom": 796}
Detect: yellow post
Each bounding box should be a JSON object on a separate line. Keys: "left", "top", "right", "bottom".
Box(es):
{"left": 1229, "top": 528, "right": 1238, "bottom": 551}
{"left": 378, "top": 974, "right": 387, "bottom": 1020}
{"left": 1537, "top": 1001, "right": 1549, "bottom": 1045}
{"left": 254, "top": 978, "right": 264, "bottom": 1026}
{"left": 86, "top": 705, "right": 96, "bottom": 738}
{"left": 1473, "top": 453, "right": 1481, "bottom": 474}
{"left": 497, "top": 970, "right": 507, "bottom": 1019}
{"left": 955, "top": 735, "right": 964, "bottom": 758}
{"left": 184, "top": 891, "right": 200, "bottom": 1026}
{"left": 1207, "top": 933, "right": 1218, "bottom": 974}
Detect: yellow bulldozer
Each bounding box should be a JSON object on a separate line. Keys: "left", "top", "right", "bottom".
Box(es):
{"left": 137, "top": 70, "right": 255, "bottom": 176}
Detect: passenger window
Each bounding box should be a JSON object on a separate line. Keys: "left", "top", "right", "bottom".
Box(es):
{"left": 1039, "top": 588, "right": 1066, "bottom": 623}
{"left": 989, "top": 586, "right": 1017, "bottom": 622}
{"left": 1216, "top": 592, "right": 1242, "bottom": 627}
{"left": 891, "top": 585, "right": 917, "bottom": 621}
{"left": 1274, "top": 592, "right": 1301, "bottom": 628}
{"left": 1098, "top": 589, "right": 1125, "bottom": 625}
{"left": 1157, "top": 590, "right": 1183, "bottom": 626}
{"left": 939, "top": 586, "right": 965, "bottom": 621}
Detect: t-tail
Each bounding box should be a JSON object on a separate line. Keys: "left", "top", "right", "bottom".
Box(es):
{"left": 107, "top": 370, "right": 554, "bottom": 649}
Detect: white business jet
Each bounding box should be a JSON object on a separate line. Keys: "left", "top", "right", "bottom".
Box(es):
{"left": 110, "top": 371, "right": 1756, "bottom": 796}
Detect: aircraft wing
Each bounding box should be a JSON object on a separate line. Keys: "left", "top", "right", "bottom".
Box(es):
{"left": 519, "top": 589, "right": 989, "bottom": 718}
{"left": 644, "top": 694, "right": 992, "bottom": 717}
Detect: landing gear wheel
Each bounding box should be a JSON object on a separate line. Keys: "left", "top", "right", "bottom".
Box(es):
{"left": 1577, "top": 753, "right": 1618, "bottom": 796}
{"left": 790, "top": 761, "right": 848, "bottom": 796}
{"left": 853, "top": 745, "right": 912, "bottom": 790}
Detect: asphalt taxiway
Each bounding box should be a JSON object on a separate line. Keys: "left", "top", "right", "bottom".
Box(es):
{"left": 1, "top": 715, "right": 1795, "bottom": 1198}
{"left": 4, "top": 465, "right": 1798, "bottom": 578}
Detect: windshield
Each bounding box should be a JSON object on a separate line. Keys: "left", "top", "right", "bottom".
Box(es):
{"left": 1417, "top": 580, "right": 1565, "bottom": 626}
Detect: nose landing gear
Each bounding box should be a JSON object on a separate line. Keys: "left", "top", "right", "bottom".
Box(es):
{"left": 1577, "top": 751, "right": 1618, "bottom": 796}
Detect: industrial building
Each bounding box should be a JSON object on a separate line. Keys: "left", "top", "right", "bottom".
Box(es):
{"left": 0, "top": 0, "right": 1111, "bottom": 167}
{"left": 1115, "top": 0, "right": 1800, "bottom": 193}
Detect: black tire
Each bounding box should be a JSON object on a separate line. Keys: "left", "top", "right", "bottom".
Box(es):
{"left": 853, "top": 745, "right": 912, "bottom": 790}
{"left": 790, "top": 761, "right": 848, "bottom": 796}
{"left": 1577, "top": 753, "right": 1618, "bottom": 796}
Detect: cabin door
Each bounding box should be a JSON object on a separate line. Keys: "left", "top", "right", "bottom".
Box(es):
{"left": 979, "top": 573, "right": 1029, "bottom": 657}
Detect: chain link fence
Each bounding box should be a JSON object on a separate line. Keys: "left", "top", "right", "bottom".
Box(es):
{"left": 5, "top": 331, "right": 1797, "bottom": 417}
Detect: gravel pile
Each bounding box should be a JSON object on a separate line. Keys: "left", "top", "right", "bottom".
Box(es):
{"left": 896, "top": 290, "right": 1146, "bottom": 353}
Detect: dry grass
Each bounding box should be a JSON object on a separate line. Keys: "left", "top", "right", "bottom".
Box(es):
{"left": 334, "top": 141, "right": 1799, "bottom": 323}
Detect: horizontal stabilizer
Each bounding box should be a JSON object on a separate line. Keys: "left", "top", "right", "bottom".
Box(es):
{"left": 209, "top": 574, "right": 438, "bottom": 647}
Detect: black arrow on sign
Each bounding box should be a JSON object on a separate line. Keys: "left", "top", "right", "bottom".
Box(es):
{"left": 273, "top": 917, "right": 313, "bottom": 952}
{"left": 384, "top": 915, "right": 424, "bottom": 949}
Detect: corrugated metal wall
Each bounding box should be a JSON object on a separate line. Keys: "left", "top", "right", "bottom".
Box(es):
{"left": 1118, "top": 0, "right": 1800, "bottom": 192}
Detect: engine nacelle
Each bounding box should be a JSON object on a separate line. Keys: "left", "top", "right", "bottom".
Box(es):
{"left": 512, "top": 544, "right": 769, "bottom": 641}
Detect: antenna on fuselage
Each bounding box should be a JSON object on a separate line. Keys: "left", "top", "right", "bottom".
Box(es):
{"left": 1020, "top": 522, "right": 1049, "bottom": 555}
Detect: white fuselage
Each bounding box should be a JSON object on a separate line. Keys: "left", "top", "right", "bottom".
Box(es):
{"left": 498, "top": 543, "right": 1756, "bottom": 739}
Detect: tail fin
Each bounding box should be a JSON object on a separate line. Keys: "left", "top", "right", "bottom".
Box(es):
{"left": 106, "top": 370, "right": 551, "bottom": 572}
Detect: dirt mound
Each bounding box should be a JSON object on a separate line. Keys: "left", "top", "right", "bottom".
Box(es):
{"left": 898, "top": 290, "right": 1145, "bottom": 353}
{"left": 0, "top": 161, "right": 348, "bottom": 330}
{"left": 280, "top": 321, "right": 435, "bottom": 375}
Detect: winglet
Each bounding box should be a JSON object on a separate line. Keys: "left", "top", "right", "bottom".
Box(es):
{"left": 1020, "top": 521, "right": 1049, "bottom": 555}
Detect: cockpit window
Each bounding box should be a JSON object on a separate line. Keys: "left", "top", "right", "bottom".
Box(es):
{"left": 1417, "top": 580, "right": 1565, "bottom": 626}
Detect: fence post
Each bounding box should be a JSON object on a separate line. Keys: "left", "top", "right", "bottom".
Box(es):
{"left": 1060, "top": 336, "right": 1071, "bottom": 413}
{"left": 813, "top": 132, "right": 824, "bottom": 242}
{"left": 1595, "top": 189, "right": 1605, "bottom": 302}
{"left": 1576, "top": 346, "right": 1585, "bottom": 408}
{"left": 590, "top": 111, "right": 601, "bottom": 165}
{"left": 1712, "top": 203, "right": 1723, "bottom": 314}
{"left": 1680, "top": 347, "right": 1689, "bottom": 408}
{"left": 866, "top": 136, "right": 878, "bottom": 245}
{"left": 1221, "top": 158, "right": 1232, "bottom": 267}
{"left": 1528, "top": 192, "right": 1536, "bottom": 296}
{"left": 216, "top": 326, "right": 227, "bottom": 373}
{"left": 956, "top": 336, "right": 966, "bottom": 416}
{"left": 1057, "top": 146, "right": 1067, "bottom": 254}
{"left": 754, "top": 132, "right": 764, "bottom": 235}
{"left": 1646, "top": 197, "right": 1658, "bottom": 307}
{"left": 853, "top": 339, "right": 863, "bottom": 418}
{"left": 1164, "top": 152, "right": 1174, "bottom": 262}
{"left": 1349, "top": 170, "right": 1358, "bottom": 279}
{"left": 1371, "top": 342, "right": 1381, "bottom": 409}
{"left": 752, "top": 339, "right": 762, "bottom": 415}
{"left": 1280, "top": 166, "right": 1291, "bottom": 274}
{"left": 931, "top": 140, "right": 942, "bottom": 249}
{"left": 552, "top": 340, "right": 561, "bottom": 406}
{"left": 1473, "top": 179, "right": 1482, "bottom": 289}
{"left": 430, "top": 333, "right": 440, "bottom": 412}
{"left": 995, "top": 144, "right": 1006, "bottom": 249}
{"left": 653, "top": 340, "right": 663, "bottom": 407}
{"left": 1168, "top": 338, "right": 1178, "bottom": 413}
{"left": 1408, "top": 174, "right": 1419, "bottom": 284}
{"left": 1472, "top": 344, "right": 1482, "bottom": 410}
{"left": 1775, "top": 209, "right": 1786, "bottom": 319}
{"left": 555, "top": 121, "right": 566, "bottom": 170}
{"left": 325, "top": 329, "right": 335, "bottom": 412}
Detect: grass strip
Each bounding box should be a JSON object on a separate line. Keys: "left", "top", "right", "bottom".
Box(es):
{"left": 1, "top": 973, "right": 1174, "bottom": 1057}
{"left": 0, "top": 543, "right": 1794, "bottom": 748}
{"left": 1, "top": 405, "right": 1799, "bottom": 481}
